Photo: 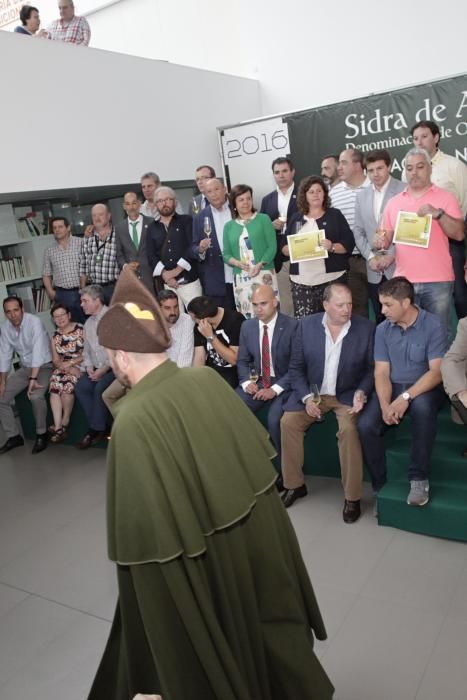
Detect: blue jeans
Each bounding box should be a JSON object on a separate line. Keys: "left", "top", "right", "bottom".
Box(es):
{"left": 75, "top": 371, "right": 115, "bottom": 432}
{"left": 358, "top": 384, "right": 444, "bottom": 490}
{"left": 413, "top": 281, "right": 453, "bottom": 342}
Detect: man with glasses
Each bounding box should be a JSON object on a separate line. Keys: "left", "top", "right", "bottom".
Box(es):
{"left": 147, "top": 186, "right": 201, "bottom": 308}
{"left": 190, "top": 165, "right": 216, "bottom": 215}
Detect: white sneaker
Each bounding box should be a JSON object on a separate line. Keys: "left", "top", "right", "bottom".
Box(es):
{"left": 407, "top": 480, "right": 430, "bottom": 506}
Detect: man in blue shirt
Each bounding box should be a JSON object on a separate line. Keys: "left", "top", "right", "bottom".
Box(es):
{"left": 0, "top": 296, "right": 53, "bottom": 454}
{"left": 358, "top": 276, "right": 447, "bottom": 507}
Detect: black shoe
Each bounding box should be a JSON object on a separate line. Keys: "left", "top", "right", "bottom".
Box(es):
{"left": 343, "top": 499, "right": 361, "bottom": 524}
{"left": 0, "top": 434, "right": 24, "bottom": 454}
{"left": 75, "top": 431, "right": 105, "bottom": 450}
{"left": 276, "top": 474, "right": 285, "bottom": 493}
{"left": 32, "top": 433, "right": 48, "bottom": 454}
{"left": 281, "top": 485, "right": 308, "bottom": 508}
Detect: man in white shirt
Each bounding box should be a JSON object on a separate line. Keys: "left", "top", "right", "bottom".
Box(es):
{"left": 331, "top": 148, "right": 370, "bottom": 317}
{"left": 157, "top": 290, "right": 194, "bottom": 367}
{"left": 0, "top": 297, "right": 52, "bottom": 454}
{"left": 353, "top": 149, "right": 405, "bottom": 322}
{"left": 192, "top": 178, "right": 235, "bottom": 308}
{"left": 280, "top": 283, "right": 375, "bottom": 522}
{"left": 260, "top": 157, "right": 298, "bottom": 272}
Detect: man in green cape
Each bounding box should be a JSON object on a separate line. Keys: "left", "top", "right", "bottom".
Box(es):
{"left": 88, "top": 267, "right": 334, "bottom": 699}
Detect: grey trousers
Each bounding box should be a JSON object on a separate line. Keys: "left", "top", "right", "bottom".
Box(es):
{"left": 0, "top": 365, "right": 52, "bottom": 438}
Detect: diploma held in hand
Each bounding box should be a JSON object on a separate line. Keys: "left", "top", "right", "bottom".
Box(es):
{"left": 393, "top": 211, "right": 432, "bottom": 248}
{"left": 287, "top": 226, "right": 328, "bottom": 263}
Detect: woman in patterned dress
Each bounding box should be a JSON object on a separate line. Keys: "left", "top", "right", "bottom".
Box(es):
{"left": 48, "top": 303, "right": 84, "bottom": 443}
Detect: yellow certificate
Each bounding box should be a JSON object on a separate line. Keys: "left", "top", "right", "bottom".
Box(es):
{"left": 287, "top": 228, "right": 328, "bottom": 263}
{"left": 393, "top": 211, "right": 432, "bottom": 248}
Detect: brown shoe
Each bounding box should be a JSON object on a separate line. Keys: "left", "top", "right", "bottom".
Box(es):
{"left": 343, "top": 499, "right": 361, "bottom": 524}
{"left": 51, "top": 427, "right": 68, "bottom": 444}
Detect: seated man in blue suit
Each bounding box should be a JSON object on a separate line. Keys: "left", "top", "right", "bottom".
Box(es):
{"left": 260, "top": 157, "right": 298, "bottom": 273}
{"left": 191, "top": 178, "right": 235, "bottom": 309}
{"left": 236, "top": 285, "right": 297, "bottom": 480}
{"left": 280, "top": 282, "right": 375, "bottom": 523}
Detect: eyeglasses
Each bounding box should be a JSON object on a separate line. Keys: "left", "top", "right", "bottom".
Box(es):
{"left": 155, "top": 197, "right": 175, "bottom": 204}
{"left": 53, "top": 312, "right": 69, "bottom": 320}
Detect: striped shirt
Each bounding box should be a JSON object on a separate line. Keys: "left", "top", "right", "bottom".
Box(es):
{"left": 79, "top": 230, "right": 120, "bottom": 285}
{"left": 330, "top": 179, "right": 370, "bottom": 230}
{"left": 48, "top": 15, "right": 91, "bottom": 45}
{"left": 167, "top": 313, "right": 194, "bottom": 368}
{"left": 42, "top": 235, "right": 82, "bottom": 289}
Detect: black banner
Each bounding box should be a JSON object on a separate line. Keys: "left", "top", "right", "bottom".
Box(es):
{"left": 285, "top": 74, "right": 467, "bottom": 181}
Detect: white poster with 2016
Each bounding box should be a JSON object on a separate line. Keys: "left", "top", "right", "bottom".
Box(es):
{"left": 220, "top": 117, "right": 291, "bottom": 204}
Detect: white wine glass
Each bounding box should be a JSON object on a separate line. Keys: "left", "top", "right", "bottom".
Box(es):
{"left": 249, "top": 365, "right": 259, "bottom": 383}
{"left": 203, "top": 216, "right": 212, "bottom": 238}
{"left": 192, "top": 198, "right": 200, "bottom": 215}
{"left": 310, "top": 383, "right": 321, "bottom": 406}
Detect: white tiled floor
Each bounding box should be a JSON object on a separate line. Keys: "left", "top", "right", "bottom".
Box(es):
{"left": 1, "top": 442, "right": 467, "bottom": 700}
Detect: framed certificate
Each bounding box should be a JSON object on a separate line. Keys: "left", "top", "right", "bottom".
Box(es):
{"left": 287, "top": 228, "right": 328, "bottom": 263}
{"left": 393, "top": 211, "right": 432, "bottom": 248}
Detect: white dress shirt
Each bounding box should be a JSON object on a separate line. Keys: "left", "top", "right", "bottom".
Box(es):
{"left": 242, "top": 313, "right": 283, "bottom": 395}
{"left": 319, "top": 315, "right": 351, "bottom": 396}
{"left": 211, "top": 201, "right": 234, "bottom": 284}
{"left": 277, "top": 184, "right": 295, "bottom": 219}
{"left": 0, "top": 313, "right": 52, "bottom": 373}
{"left": 83, "top": 306, "right": 109, "bottom": 369}
{"left": 372, "top": 178, "right": 391, "bottom": 224}
{"left": 167, "top": 312, "right": 194, "bottom": 368}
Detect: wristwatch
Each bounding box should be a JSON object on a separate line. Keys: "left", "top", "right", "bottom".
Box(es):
{"left": 401, "top": 391, "right": 412, "bottom": 403}
{"left": 434, "top": 208, "right": 445, "bottom": 220}
{"left": 206, "top": 335, "right": 214, "bottom": 343}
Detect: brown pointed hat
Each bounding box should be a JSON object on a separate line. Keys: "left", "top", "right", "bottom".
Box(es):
{"left": 97, "top": 267, "right": 172, "bottom": 353}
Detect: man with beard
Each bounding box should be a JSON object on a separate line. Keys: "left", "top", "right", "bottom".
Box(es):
{"left": 147, "top": 186, "right": 201, "bottom": 308}
{"left": 87, "top": 267, "right": 334, "bottom": 700}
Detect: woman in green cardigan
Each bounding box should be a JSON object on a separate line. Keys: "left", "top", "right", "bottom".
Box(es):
{"left": 223, "top": 184, "right": 278, "bottom": 318}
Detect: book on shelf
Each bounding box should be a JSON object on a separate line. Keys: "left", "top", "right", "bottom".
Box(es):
{"left": 8, "top": 282, "right": 51, "bottom": 314}
{"left": 15, "top": 210, "right": 47, "bottom": 239}
{"left": 0, "top": 255, "right": 30, "bottom": 282}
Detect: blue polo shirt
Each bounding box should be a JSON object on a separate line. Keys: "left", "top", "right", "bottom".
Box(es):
{"left": 374, "top": 307, "right": 447, "bottom": 384}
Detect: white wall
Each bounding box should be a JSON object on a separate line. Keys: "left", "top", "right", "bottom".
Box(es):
{"left": 0, "top": 31, "right": 261, "bottom": 193}
{"left": 84, "top": 0, "right": 466, "bottom": 116}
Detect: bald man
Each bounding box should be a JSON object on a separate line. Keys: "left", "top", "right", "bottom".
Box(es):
{"left": 236, "top": 285, "right": 297, "bottom": 481}
{"left": 115, "top": 192, "right": 154, "bottom": 293}
{"left": 79, "top": 203, "right": 120, "bottom": 304}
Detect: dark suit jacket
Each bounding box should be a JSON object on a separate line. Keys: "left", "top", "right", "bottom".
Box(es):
{"left": 237, "top": 312, "right": 298, "bottom": 391}
{"left": 191, "top": 204, "right": 229, "bottom": 298}
{"left": 285, "top": 313, "right": 375, "bottom": 410}
{"left": 260, "top": 186, "right": 298, "bottom": 272}
{"left": 147, "top": 213, "right": 198, "bottom": 285}
{"left": 115, "top": 215, "right": 154, "bottom": 292}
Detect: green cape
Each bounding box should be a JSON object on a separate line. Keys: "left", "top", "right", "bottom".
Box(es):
{"left": 89, "top": 361, "right": 334, "bottom": 699}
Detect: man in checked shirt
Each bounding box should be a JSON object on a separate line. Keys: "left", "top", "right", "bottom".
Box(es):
{"left": 79, "top": 204, "right": 120, "bottom": 305}
{"left": 47, "top": 0, "right": 91, "bottom": 45}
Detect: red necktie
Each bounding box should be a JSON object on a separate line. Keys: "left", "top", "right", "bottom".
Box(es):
{"left": 262, "top": 325, "right": 271, "bottom": 388}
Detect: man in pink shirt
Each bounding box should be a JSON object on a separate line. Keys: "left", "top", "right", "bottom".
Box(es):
{"left": 382, "top": 147, "right": 464, "bottom": 339}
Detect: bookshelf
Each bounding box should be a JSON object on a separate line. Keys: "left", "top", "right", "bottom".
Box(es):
{"left": 0, "top": 203, "right": 54, "bottom": 332}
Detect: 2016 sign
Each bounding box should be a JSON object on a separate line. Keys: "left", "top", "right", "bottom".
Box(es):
{"left": 224, "top": 129, "right": 289, "bottom": 160}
